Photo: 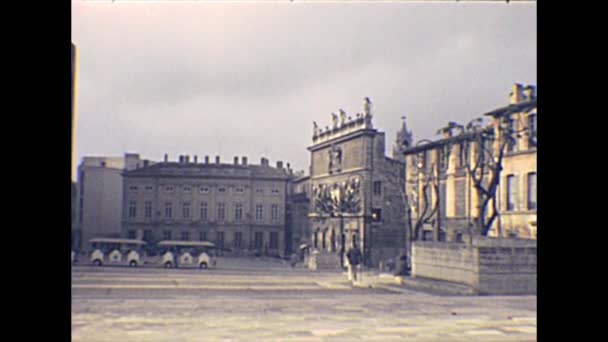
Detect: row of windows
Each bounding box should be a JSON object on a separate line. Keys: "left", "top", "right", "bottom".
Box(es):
{"left": 128, "top": 201, "right": 282, "bottom": 221}
{"left": 130, "top": 230, "right": 279, "bottom": 249}
{"left": 128, "top": 185, "right": 281, "bottom": 195}
{"left": 506, "top": 172, "right": 536, "bottom": 211}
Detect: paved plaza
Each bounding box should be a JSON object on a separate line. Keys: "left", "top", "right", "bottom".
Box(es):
{"left": 72, "top": 257, "right": 536, "bottom": 341}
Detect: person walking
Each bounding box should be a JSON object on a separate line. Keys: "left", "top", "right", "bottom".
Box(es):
{"left": 346, "top": 243, "right": 362, "bottom": 285}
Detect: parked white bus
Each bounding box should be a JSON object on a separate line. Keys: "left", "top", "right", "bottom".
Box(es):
{"left": 88, "top": 238, "right": 147, "bottom": 267}
{"left": 154, "top": 240, "right": 217, "bottom": 269}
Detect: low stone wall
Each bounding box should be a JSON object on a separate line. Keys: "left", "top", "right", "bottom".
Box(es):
{"left": 306, "top": 250, "right": 342, "bottom": 270}
{"left": 412, "top": 238, "right": 536, "bottom": 295}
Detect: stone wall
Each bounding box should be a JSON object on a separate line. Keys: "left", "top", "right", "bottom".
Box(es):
{"left": 412, "top": 238, "right": 536, "bottom": 295}
{"left": 307, "top": 250, "right": 342, "bottom": 270}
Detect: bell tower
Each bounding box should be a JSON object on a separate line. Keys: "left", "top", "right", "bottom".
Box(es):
{"left": 392, "top": 116, "right": 413, "bottom": 162}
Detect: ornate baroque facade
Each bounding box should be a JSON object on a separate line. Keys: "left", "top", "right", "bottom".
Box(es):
{"left": 308, "top": 98, "right": 407, "bottom": 268}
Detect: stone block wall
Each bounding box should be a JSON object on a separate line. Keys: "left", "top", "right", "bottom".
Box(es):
{"left": 412, "top": 242, "right": 477, "bottom": 286}
{"left": 307, "top": 250, "right": 342, "bottom": 270}
{"left": 412, "top": 238, "right": 536, "bottom": 295}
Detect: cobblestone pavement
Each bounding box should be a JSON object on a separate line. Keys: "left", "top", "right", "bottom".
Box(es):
{"left": 72, "top": 257, "right": 536, "bottom": 342}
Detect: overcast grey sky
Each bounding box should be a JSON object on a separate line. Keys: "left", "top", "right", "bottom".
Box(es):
{"left": 72, "top": 1, "right": 536, "bottom": 174}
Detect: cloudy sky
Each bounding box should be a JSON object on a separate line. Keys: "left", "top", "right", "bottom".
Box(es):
{"left": 72, "top": 1, "right": 536, "bottom": 175}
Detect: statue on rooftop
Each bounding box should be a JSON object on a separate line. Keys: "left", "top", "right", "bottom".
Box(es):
{"left": 339, "top": 109, "right": 347, "bottom": 127}
{"left": 364, "top": 97, "right": 372, "bottom": 118}
{"left": 331, "top": 112, "right": 339, "bottom": 129}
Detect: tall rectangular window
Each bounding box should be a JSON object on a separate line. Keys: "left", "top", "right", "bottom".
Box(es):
{"left": 459, "top": 142, "right": 465, "bottom": 167}
{"left": 128, "top": 201, "right": 137, "bottom": 218}
{"left": 528, "top": 113, "right": 537, "bottom": 148}
{"left": 181, "top": 231, "right": 190, "bottom": 241}
{"left": 143, "top": 230, "right": 152, "bottom": 242}
{"left": 165, "top": 202, "right": 173, "bottom": 219}
{"left": 163, "top": 230, "right": 172, "bottom": 240}
{"left": 254, "top": 232, "right": 264, "bottom": 249}
{"left": 256, "top": 204, "right": 263, "bottom": 221}
{"left": 373, "top": 181, "right": 382, "bottom": 196}
{"left": 527, "top": 172, "right": 537, "bottom": 210}
{"left": 234, "top": 232, "right": 242, "bottom": 248}
{"left": 144, "top": 201, "right": 152, "bottom": 219}
{"left": 217, "top": 203, "right": 225, "bottom": 221}
{"left": 127, "top": 230, "right": 136, "bottom": 239}
{"left": 216, "top": 231, "right": 225, "bottom": 248}
{"left": 271, "top": 204, "right": 279, "bottom": 221}
{"left": 507, "top": 118, "right": 517, "bottom": 153}
{"left": 182, "top": 202, "right": 191, "bottom": 219}
{"left": 199, "top": 231, "right": 207, "bottom": 241}
{"left": 506, "top": 175, "right": 517, "bottom": 211}
{"left": 270, "top": 232, "right": 279, "bottom": 249}
{"left": 200, "top": 202, "right": 208, "bottom": 221}
{"left": 235, "top": 203, "right": 243, "bottom": 221}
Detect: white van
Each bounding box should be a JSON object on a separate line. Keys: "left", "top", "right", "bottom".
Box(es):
{"left": 156, "top": 240, "right": 216, "bottom": 269}
{"left": 88, "top": 238, "right": 146, "bottom": 267}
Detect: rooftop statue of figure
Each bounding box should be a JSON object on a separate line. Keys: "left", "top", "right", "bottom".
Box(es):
{"left": 339, "top": 109, "right": 347, "bottom": 127}
{"left": 313, "top": 121, "right": 319, "bottom": 136}
{"left": 331, "top": 112, "right": 339, "bottom": 129}
{"left": 364, "top": 97, "right": 372, "bottom": 117}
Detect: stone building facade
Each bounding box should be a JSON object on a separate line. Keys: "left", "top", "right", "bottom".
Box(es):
{"left": 121, "top": 155, "right": 292, "bottom": 257}
{"left": 286, "top": 175, "right": 311, "bottom": 258}
{"left": 308, "top": 99, "right": 407, "bottom": 268}
{"left": 402, "top": 84, "right": 537, "bottom": 243}
{"left": 74, "top": 153, "right": 143, "bottom": 251}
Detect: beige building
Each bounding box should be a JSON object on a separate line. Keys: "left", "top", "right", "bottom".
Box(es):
{"left": 308, "top": 99, "right": 407, "bottom": 268}
{"left": 121, "top": 155, "right": 292, "bottom": 257}
{"left": 74, "top": 153, "right": 143, "bottom": 251}
{"left": 402, "top": 84, "right": 537, "bottom": 243}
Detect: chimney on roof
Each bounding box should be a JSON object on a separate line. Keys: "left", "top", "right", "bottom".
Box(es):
{"left": 523, "top": 85, "right": 536, "bottom": 101}
{"left": 143, "top": 160, "right": 149, "bottom": 167}
{"left": 193, "top": 155, "right": 198, "bottom": 164}
{"left": 215, "top": 155, "right": 220, "bottom": 164}
{"left": 261, "top": 157, "right": 269, "bottom": 166}
{"left": 185, "top": 155, "right": 190, "bottom": 163}
{"left": 234, "top": 156, "right": 239, "bottom": 165}
{"left": 164, "top": 154, "right": 168, "bottom": 162}
{"left": 242, "top": 156, "right": 248, "bottom": 165}
{"left": 205, "top": 155, "right": 209, "bottom": 164}
{"left": 179, "top": 155, "right": 184, "bottom": 163}
{"left": 276, "top": 161, "right": 283, "bottom": 169}
{"left": 510, "top": 83, "right": 524, "bottom": 104}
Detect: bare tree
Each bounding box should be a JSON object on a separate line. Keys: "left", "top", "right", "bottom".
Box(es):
{"left": 457, "top": 114, "right": 528, "bottom": 237}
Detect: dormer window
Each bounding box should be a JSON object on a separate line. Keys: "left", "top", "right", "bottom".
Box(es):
{"left": 218, "top": 187, "right": 227, "bottom": 193}
{"left": 200, "top": 187, "right": 210, "bottom": 194}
